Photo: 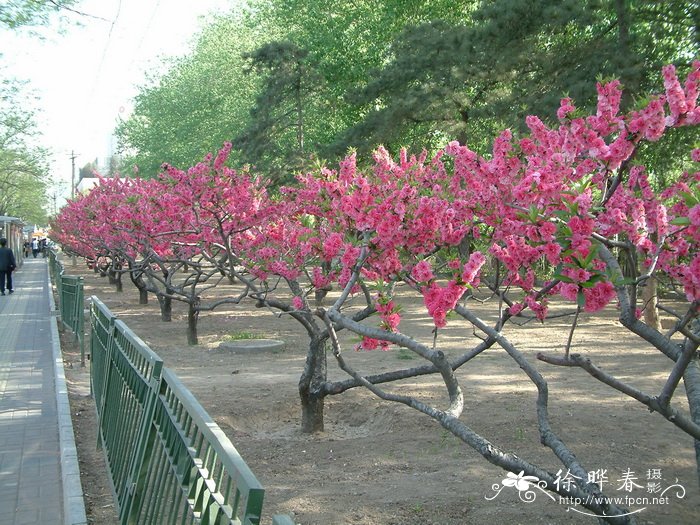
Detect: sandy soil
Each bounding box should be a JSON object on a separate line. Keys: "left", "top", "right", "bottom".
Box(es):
{"left": 59, "top": 263, "right": 700, "bottom": 525}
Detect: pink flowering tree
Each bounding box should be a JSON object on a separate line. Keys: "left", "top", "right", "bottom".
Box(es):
{"left": 53, "top": 147, "right": 279, "bottom": 346}
{"left": 251, "top": 63, "right": 699, "bottom": 520}
{"left": 222, "top": 207, "right": 375, "bottom": 432}
{"left": 148, "top": 144, "right": 278, "bottom": 344}
{"left": 50, "top": 176, "right": 137, "bottom": 287}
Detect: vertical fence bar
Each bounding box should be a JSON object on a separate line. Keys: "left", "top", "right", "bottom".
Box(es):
{"left": 60, "top": 275, "right": 85, "bottom": 366}
{"left": 90, "top": 297, "right": 116, "bottom": 424}
{"left": 92, "top": 316, "right": 163, "bottom": 522}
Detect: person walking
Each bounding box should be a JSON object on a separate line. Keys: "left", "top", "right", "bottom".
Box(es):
{"left": 0, "top": 237, "right": 16, "bottom": 296}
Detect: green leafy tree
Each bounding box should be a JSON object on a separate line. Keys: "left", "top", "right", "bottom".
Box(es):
{"left": 0, "top": 0, "right": 77, "bottom": 29}
{"left": 0, "top": 79, "right": 48, "bottom": 223}
{"left": 119, "top": 0, "right": 480, "bottom": 178}
{"left": 235, "top": 41, "right": 326, "bottom": 184}
{"left": 115, "top": 11, "right": 267, "bottom": 177}
{"left": 254, "top": 0, "right": 480, "bottom": 158}
{"left": 332, "top": 0, "right": 699, "bottom": 158}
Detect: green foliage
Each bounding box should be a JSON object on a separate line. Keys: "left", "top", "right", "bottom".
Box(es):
{"left": 117, "top": 0, "right": 699, "bottom": 190}
{"left": 0, "top": 0, "right": 76, "bottom": 29}
{"left": 333, "top": 0, "right": 699, "bottom": 158}
{"left": 235, "top": 40, "right": 325, "bottom": 185}
{"left": 115, "top": 11, "right": 268, "bottom": 177}
{"left": 0, "top": 78, "right": 49, "bottom": 223}
{"left": 223, "top": 330, "right": 263, "bottom": 341}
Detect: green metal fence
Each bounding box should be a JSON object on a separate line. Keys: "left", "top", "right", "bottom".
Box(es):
{"left": 90, "top": 296, "right": 294, "bottom": 525}
{"left": 49, "top": 249, "right": 86, "bottom": 366}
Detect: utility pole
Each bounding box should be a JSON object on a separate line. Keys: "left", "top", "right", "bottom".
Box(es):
{"left": 69, "top": 150, "right": 77, "bottom": 198}
{"left": 69, "top": 151, "right": 78, "bottom": 266}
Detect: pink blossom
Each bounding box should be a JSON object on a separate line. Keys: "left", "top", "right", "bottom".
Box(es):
{"left": 311, "top": 266, "right": 332, "bottom": 289}
{"left": 582, "top": 281, "right": 616, "bottom": 312}
{"left": 596, "top": 79, "right": 622, "bottom": 121}
{"left": 525, "top": 295, "right": 548, "bottom": 321}
{"left": 541, "top": 243, "right": 561, "bottom": 265}
{"left": 628, "top": 98, "right": 667, "bottom": 141}
{"left": 663, "top": 64, "right": 688, "bottom": 124}
{"left": 381, "top": 312, "right": 401, "bottom": 332}
{"left": 323, "top": 232, "right": 345, "bottom": 260}
{"left": 568, "top": 216, "right": 594, "bottom": 236}
{"left": 461, "top": 251, "right": 486, "bottom": 285}
{"left": 509, "top": 303, "right": 525, "bottom": 316}
{"left": 557, "top": 97, "right": 576, "bottom": 120}
{"left": 559, "top": 283, "right": 578, "bottom": 302}
{"left": 292, "top": 296, "right": 304, "bottom": 310}
{"left": 357, "top": 337, "right": 379, "bottom": 351}
{"left": 422, "top": 281, "right": 466, "bottom": 328}
{"left": 679, "top": 257, "right": 700, "bottom": 302}
{"left": 689, "top": 205, "right": 700, "bottom": 227}
{"left": 411, "top": 260, "right": 435, "bottom": 282}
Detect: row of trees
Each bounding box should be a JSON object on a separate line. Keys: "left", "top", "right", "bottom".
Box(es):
{"left": 54, "top": 64, "right": 699, "bottom": 523}
{"left": 0, "top": 77, "right": 50, "bottom": 223}
{"left": 116, "top": 0, "right": 699, "bottom": 185}
{"left": 0, "top": 0, "right": 81, "bottom": 223}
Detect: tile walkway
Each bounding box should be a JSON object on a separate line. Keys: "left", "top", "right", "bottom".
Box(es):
{"left": 0, "top": 258, "right": 87, "bottom": 525}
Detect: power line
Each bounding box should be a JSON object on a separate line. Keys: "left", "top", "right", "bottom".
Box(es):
{"left": 125, "top": 0, "right": 161, "bottom": 77}
{"left": 86, "top": 0, "right": 122, "bottom": 105}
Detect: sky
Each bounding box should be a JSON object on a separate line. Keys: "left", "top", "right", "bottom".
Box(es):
{"left": 0, "top": 0, "right": 237, "bottom": 204}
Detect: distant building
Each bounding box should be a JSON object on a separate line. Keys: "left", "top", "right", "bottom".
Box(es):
{"left": 0, "top": 216, "right": 25, "bottom": 266}
{"left": 76, "top": 155, "right": 122, "bottom": 194}
{"left": 76, "top": 175, "right": 100, "bottom": 193}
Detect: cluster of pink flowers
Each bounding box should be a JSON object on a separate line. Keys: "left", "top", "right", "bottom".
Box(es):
{"left": 52, "top": 63, "right": 700, "bottom": 349}
{"left": 357, "top": 295, "right": 403, "bottom": 351}
{"left": 422, "top": 281, "right": 467, "bottom": 328}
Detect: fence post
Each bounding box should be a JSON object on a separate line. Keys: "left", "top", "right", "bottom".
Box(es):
{"left": 89, "top": 297, "right": 117, "bottom": 423}
{"left": 120, "top": 369, "right": 164, "bottom": 525}
{"left": 60, "top": 275, "right": 85, "bottom": 366}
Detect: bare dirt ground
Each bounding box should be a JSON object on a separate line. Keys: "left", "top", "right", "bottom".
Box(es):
{"left": 59, "top": 262, "right": 700, "bottom": 525}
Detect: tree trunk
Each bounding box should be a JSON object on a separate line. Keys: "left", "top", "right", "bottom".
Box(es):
{"left": 641, "top": 274, "right": 662, "bottom": 331}
{"left": 614, "top": 0, "right": 637, "bottom": 110}
{"left": 685, "top": 359, "right": 700, "bottom": 487}
{"left": 129, "top": 271, "right": 149, "bottom": 305}
{"left": 295, "top": 68, "right": 304, "bottom": 156}
{"left": 187, "top": 300, "right": 199, "bottom": 346}
{"left": 683, "top": 320, "right": 700, "bottom": 487}
{"left": 114, "top": 271, "right": 123, "bottom": 293}
{"left": 299, "top": 336, "right": 328, "bottom": 433}
{"left": 157, "top": 294, "right": 172, "bottom": 322}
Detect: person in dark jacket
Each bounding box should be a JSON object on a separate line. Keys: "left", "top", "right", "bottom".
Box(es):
{"left": 0, "top": 238, "right": 16, "bottom": 295}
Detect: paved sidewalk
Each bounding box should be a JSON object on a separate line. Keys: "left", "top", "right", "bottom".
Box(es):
{"left": 0, "top": 258, "right": 87, "bottom": 525}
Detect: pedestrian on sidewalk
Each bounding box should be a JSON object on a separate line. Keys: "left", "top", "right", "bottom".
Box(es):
{"left": 0, "top": 237, "right": 16, "bottom": 295}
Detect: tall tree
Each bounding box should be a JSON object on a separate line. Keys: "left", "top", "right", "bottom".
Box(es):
{"left": 235, "top": 41, "right": 325, "bottom": 184}
{"left": 331, "top": 0, "right": 699, "bottom": 158}
{"left": 115, "top": 10, "right": 267, "bottom": 177}
{"left": 253, "top": 0, "right": 480, "bottom": 158}
{"left": 0, "top": 78, "right": 48, "bottom": 223}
